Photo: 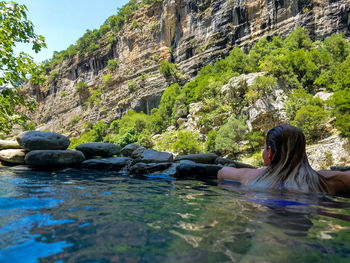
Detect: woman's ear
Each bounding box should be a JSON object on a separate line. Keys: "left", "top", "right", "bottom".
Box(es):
{"left": 267, "top": 146, "right": 274, "bottom": 160}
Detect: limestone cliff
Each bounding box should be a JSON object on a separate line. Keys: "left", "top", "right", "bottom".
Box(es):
{"left": 30, "top": 0, "right": 350, "bottom": 136}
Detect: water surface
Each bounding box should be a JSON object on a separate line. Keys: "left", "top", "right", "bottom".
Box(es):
{"left": 0, "top": 167, "right": 350, "bottom": 262}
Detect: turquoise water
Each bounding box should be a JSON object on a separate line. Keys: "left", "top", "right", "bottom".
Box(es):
{"left": 0, "top": 167, "right": 350, "bottom": 263}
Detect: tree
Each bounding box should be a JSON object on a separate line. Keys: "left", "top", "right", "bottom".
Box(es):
{"left": 0, "top": 1, "right": 46, "bottom": 134}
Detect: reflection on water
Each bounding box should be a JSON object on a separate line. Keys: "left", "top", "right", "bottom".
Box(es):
{"left": 0, "top": 167, "right": 350, "bottom": 262}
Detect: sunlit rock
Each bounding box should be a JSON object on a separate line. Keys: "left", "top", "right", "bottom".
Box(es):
{"left": 0, "top": 140, "right": 22, "bottom": 150}
{"left": 175, "top": 153, "right": 218, "bottom": 164}
{"left": 0, "top": 149, "right": 27, "bottom": 165}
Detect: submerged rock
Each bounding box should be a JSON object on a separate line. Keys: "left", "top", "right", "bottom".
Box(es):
{"left": 17, "top": 131, "right": 70, "bottom": 151}
{"left": 0, "top": 140, "right": 22, "bottom": 150}
{"left": 129, "top": 162, "right": 172, "bottom": 174}
{"left": 215, "top": 158, "right": 256, "bottom": 168}
{"left": 0, "top": 149, "right": 26, "bottom": 165}
{"left": 76, "top": 142, "right": 121, "bottom": 158}
{"left": 176, "top": 160, "right": 222, "bottom": 179}
{"left": 175, "top": 153, "right": 218, "bottom": 164}
{"left": 81, "top": 157, "right": 132, "bottom": 171}
{"left": 25, "top": 150, "right": 85, "bottom": 168}
{"left": 138, "top": 149, "right": 173, "bottom": 163}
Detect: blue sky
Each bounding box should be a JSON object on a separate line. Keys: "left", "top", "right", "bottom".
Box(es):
{"left": 14, "top": 0, "right": 129, "bottom": 63}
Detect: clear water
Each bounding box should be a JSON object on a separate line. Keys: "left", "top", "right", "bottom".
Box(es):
{"left": 1, "top": 167, "right": 350, "bottom": 263}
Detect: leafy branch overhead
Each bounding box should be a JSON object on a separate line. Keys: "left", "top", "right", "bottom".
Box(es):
{"left": 0, "top": 1, "right": 46, "bottom": 135}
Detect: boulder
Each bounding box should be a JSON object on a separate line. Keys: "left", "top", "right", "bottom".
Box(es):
{"left": 155, "top": 163, "right": 179, "bottom": 177}
{"left": 76, "top": 142, "right": 121, "bottom": 158}
{"left": 129, "top": 162, "right": 172, "bottom": 174}
{"left": 215, "top": 157, "right": 256, "bottom": 168}
{"left": 121, "top": 143, "right": 144, "bottom": 157}
{"left": 0, "top": 149, "right": 26, "bottom": 164}
{"left": 130, "top": 146, "right": 146, "bottom": 159}
{"left": 0, "top": 140, "right": 22, "bottom": 150}
{"left": 176, "top": 160, "right": 222, "bottom": 179}
{"left": 81, "top": 157, "right": 132, "bottom": 171}
{"left": 138, "top": 149, "right": 173, "bottom": 163}
{"left": 17, "top": 131, "right": 70, "bottom": 151}
{"left": 25, "top": 150, "right": 85, "bottom": 168}
{"left": 175, "top": 153, "right": 218, "bottom": 164}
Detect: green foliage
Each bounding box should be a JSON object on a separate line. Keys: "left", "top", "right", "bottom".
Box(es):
{"left": 215, "top": 117, "right": 248, "bottom": 157}
{"left": 291, "top": 105, "right": 328, "bottom": 142}
{"left": 87, "top": 86, "right": 103, "bottom": 107}
{"left": 128, "top": 80, "right": 137, "bottom": 92}
{"left": 130, "top": 19, "right": 140, "bottom": 30}
{"left": 0, "top": 1, "right": 46, "bottom": 134}
{"left": 204, "top": 130, "right": 217, "bottom": 153}
{"left": 103, "top": 73, "right": 112, "bottom": 87}
{"left": 70, "top": 115, "right": 81, "bottom": 126}
{"left": 160, "top": 61, "right": 179, "bottom": 82}
{"left": 172, "top": 131, "right": 202, "bottom": 155}
{"left": 76, "top": 81, "right": 88, "bottom": 93}
{"left": 245, "top": 75, "right": 277, "bottom": 103}
{"left": 22, "top": 121, "right": 36, "bottom": 131}
{"left": 69, "top": 121, "right": 108, "bottom": 149}
{"left": 329, "top": 89, "right": 350, "bottom": 136}
{"left": 108, "top": 59, "right": 119, "bottom": 72}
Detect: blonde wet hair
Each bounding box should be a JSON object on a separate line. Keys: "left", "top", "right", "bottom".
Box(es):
{"left": 250, "top": 124, "right": 328, "bottom": 192}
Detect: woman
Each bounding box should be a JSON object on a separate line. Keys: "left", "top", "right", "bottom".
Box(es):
{"left": 217, "top": 124, "right": 350, "bottom": 194}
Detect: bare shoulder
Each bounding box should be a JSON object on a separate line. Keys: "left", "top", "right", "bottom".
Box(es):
{"left": 217, "top": 167, "right": 265, "bottom": 184}
{"left": 318, "top": 169, "right": 350, "bottom": 194}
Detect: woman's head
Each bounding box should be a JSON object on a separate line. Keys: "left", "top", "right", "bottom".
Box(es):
{"left": 251, "top": 124, "right": 328, "bottom": 192}
{"left": 263, "top": 125, "right": 306, "bottom": 167}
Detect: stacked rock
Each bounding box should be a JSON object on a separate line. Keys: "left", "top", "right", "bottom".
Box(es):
{"left": 16, "top": 131, "right": 85, "bottom": 168}
{"left": 0, "top": 139, "right": 26, "bottom": 165}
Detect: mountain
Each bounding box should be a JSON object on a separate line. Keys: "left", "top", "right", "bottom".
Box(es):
{"left": 28, "top": 0, "right": 350, "bottom": 136}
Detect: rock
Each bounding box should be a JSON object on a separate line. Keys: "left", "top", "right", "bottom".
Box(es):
{"left": 121, "top": 143, "right": 143, "bottom": 157}
{"left": 138, "top": 149, "right": 173, "bottom": 163}
{"left": 176, "top": 160, "right": 222, "bottom": 179}
{"left": 175, "top": 153, "right": 218, "bottom": 164}
{"left": 76, "top": 142, "right": 121, "bottom": 158}
{"left": 25, "top": 150, "right": 85, "bottom": 168}
{"left": 0, "top": 140, "right": 22, "bottom": 150}
{"left": 155, "top": 163, "right": 179, "bottom": 177}
{"left": 17, "top": 131, "right": 70, "bottom": 151}
{"left": 129, "top": 162, "right": 172, "bottom": 174}
{"left": 247, "top": 88, "right": 288, "bottom": 131}
{"left": 331, "top": 166, "right": 350, "bottom": 171}
{"left": 221, "top": 72, "right": 266, "bottom": 96}
{"left": 177, "top": 118, "right": 187, "bottom": 126}
{"left": 314, "top": 91, "right": 333, "bottom": 101}
{"left": 215, "top": 157, "right": 256, "bottom": 168}
{"left": 0, "top": 149, "right": 26, "bottom": 165}
{"left": 81, "top": 157, "right": 132, "bottom": 171}
{"left": 306, "top": 134, "right": 350, "bottom": 170}
{"left": 131, "top": 146, "right": 146, "bottom": 159}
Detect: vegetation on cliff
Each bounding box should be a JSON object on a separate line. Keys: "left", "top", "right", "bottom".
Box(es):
{"left": 70, "top": 27, "right": 350, "bottom": 159}
{"left": 0, "top": 1, "right": 46, "bottom": 135}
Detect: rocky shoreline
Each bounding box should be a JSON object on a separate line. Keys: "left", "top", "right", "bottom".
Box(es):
{"left": 0, "top": 131, "right": 255, "bottom": 179}
{"left": 1, "top": 131, "right": 349, "bottom": 179}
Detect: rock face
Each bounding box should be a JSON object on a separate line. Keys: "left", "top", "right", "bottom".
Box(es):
{"left": 17, "top": 131, "right": 70, "bottom": 151}
{"left": 138, "top": 149, "right": 174, "bottom": 163}
{"left": 76, "top": 142, "right": 121, "bottom": 157}
{"left": 0, "top": 149, "right": 26, "bottom": 164}
{"left": 0, "top": 140, "right": 22, "bottom": 150}
{"left": 306, "top": 134, "right": 350, "bottom": 170}
{"left": 26, "top": 0, "right": 350, "bottom": 135}
{"left": 81, "top": 157, "right": 132, "bottom": 170}
{"left": 25, "top": 150, "right": 85, "bottom": 168}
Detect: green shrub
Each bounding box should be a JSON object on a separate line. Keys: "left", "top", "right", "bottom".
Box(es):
{"left": 103, "top": 73, "right": 112, "bottom": 86}
{"left": 215, "top": 117, "right": 248, "bottom": 157}
{"left": 87, "top": 86, "right": 102, "bottom": 107}
{"left": 76, "top": 81, "right": 88, "bottom": 93}
{"left": 70, "top": 115, "right": 81, "bottom": 126}
{"left": 108, "top": 59, "right": 119, "bottom": 71}
{"left": 128, "top": 80, "right": 137, "bottom": 92}
{"left": 291, "top": 105, "right": 328, "bottom": 142}
{"left": 160, "top": 61, "right": 178, "bottom": 81}
{"left": 205, "top": 130, "right": 217, "bottom": 153}
{"left": 172, "top": 130, "right": 202, "bottom": 155}
{"left": 330, "top": 89, "right": 350, "bottom": 136}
